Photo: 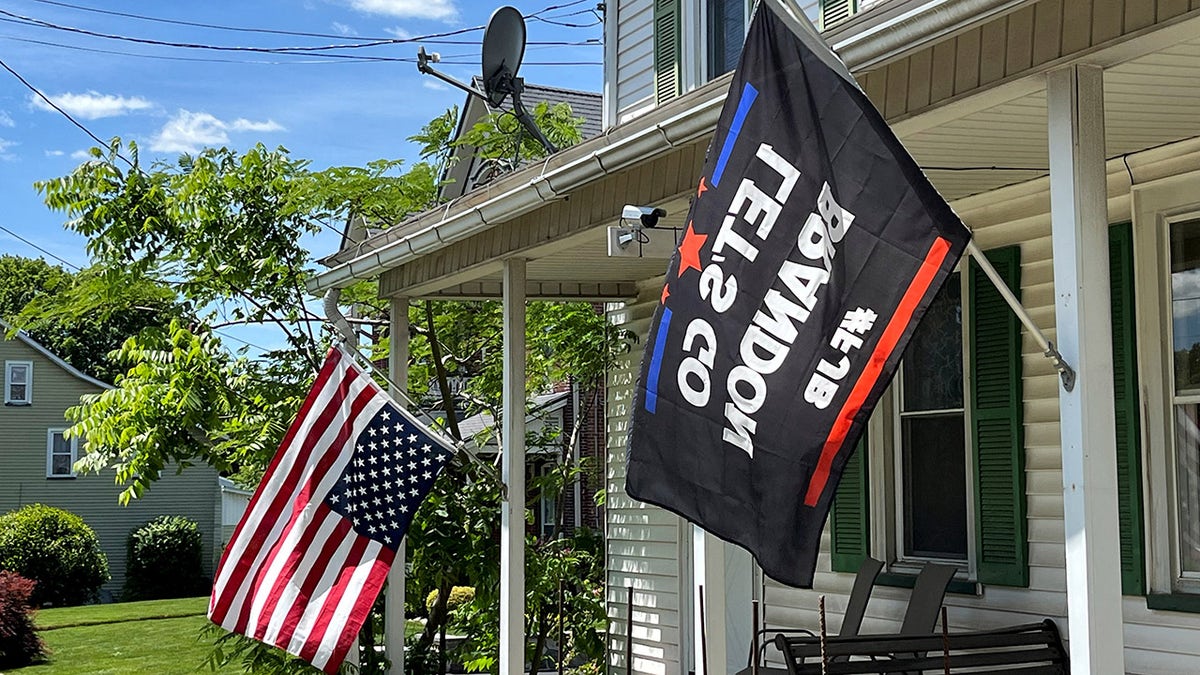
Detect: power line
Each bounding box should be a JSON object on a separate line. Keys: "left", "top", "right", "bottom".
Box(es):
{"left": 0, "top": 34, "right": 392, "bottom": 64}
{"left": 0, "top": 223, "right": 84, "bottom": 271}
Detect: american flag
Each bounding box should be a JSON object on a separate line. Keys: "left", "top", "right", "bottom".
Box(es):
{"left": 208, "top": 347, "right": 455, "bottom": 673}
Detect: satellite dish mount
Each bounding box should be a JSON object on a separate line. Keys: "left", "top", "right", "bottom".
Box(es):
{"left": 417, "top": 6, "right": 557, "bottom": 155}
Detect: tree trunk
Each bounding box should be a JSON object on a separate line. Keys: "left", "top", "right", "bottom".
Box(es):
{"left": 528, "top": 606, "right": 551, "bottom": 675}
{"left": 411, "top": 579, "right": 453, "bottom": 675}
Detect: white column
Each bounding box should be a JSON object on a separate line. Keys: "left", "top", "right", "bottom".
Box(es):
{"left": 501, "top": 258, "right": 527, "bottom": 675}
{"left": 692, "top": 530, "right": 752, "bottom": 674}
{"left": 386, "top": 297, "right": 410, "bottom": 675}
{"left": 1047, "top": 64, "right": 1126, "bottom": 673}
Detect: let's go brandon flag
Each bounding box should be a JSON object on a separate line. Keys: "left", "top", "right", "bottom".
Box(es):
{"left": 209, "top": 347, "right": 455, "bottom": 673}
{"left": 626, "top": 0, "right": 971, "bottom": 587}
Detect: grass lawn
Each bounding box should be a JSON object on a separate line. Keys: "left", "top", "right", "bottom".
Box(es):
{"left": 3, "top": 596, "right": 429, "bottom": 675}
{"left": 3, "top": 597, "right": 240, "bottom": 675}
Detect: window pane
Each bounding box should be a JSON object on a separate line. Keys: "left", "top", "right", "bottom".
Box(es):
{"left": 903, "top": 276, "right": 963, "bottom": 411}
{"left": 1175, "top": 404, "right": 1200, "bottom": 574}
{"left": 51, "top": 453, "right": 72, "bottom": 476}
{"left": 9, "top": 365, "right": 26, "bottom": 384}
{"left": 903, "top": 414, "right": 968, "bottom": 560}
{"left": 1171, "top": 220, "right": 1200, "bottom": 395}
{"left": 706, "top": 0, "right": 744, "bottom": 79}
{"left": 53, "top": 433, "right": 71, "bottom": 455}
{"left": 9, "top": 384, "right": 27, "bottom": 402}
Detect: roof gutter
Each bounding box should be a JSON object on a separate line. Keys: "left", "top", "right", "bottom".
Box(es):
{"left": 309, "top": 0, "right": 1034, "bottom": 294}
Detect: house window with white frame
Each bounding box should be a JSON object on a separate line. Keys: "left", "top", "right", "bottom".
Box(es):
{"left": 47, "top": 429, "right": 77, "bottom": 478}
{"left": 705, "top": 0, "right": 750, "bottom": 80}
{"left": 895, "top": 273, "right": 972, "bottom": 566}
{"left": 5, "top": 361, "right": 32, "bottom": 405}
{"left": 1167, "top": 218, "right": 1200, "bottom": 580}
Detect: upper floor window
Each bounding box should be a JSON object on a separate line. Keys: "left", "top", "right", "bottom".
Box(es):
{"left": 5, "top": 361, "right": 31, "bottom": 405}
{"left": 705, "top": 0, "right": 750, "bottom": 79}
{"left": 47, "top": 429, "right": 77, "bottom": 478}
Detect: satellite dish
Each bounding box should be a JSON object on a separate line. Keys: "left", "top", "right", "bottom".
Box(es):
{"left": 481, "top": 6, "right": 527, "bottom": 107}
{"left": 414, "top": 5, "right": 556, "bottom": 155}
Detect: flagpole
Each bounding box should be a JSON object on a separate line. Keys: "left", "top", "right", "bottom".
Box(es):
{"left": 967, "top": 239, "right": 1076, "bottom": 391}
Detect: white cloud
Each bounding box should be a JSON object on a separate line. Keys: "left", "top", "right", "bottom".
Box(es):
{"left": 384, "top": 26, "right": 412, "bottom": 39}
{"left": 347, "top": 0, "right": 458, "bottom": 21}
{"left": 30, "top": 91, "right": 153, "bottom": 120}
{"left": 331, "top": 21, "right": 357, "bottom": 35}
{"left": 45, "top": 149, "right": 64, "bottom": 157}
{"left": 0, "top": 138, "right": 16, "bottom": 160}
{"left": 70, "top": 149, "right": 92, "bottom": 160}
{"left": 422, "top": 80, "right": 448, "bottom": 91}
{"left": 0, "top": 111, "right": 13, "bottom": 128}
{"left": 229, "top": 118, "right": 284, "bottom": 132}
{"left": 150, "top": 110, "right": 285, "bottom": 153}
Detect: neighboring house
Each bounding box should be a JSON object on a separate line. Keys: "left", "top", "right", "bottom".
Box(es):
{"left": 0, "top": 322, "right": 226, "bottom": 602}
{"left": 311, "top": 0, "right": 1200, "bottom": 672}
{"left": 459, "top": 387, "right": 605, "bottom": 538}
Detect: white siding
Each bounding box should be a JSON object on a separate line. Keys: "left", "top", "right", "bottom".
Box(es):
{"left": 606, "top": 281, "right": 687, "bottom": 675}
{"left": 757, "top": 143, "right": 1200, "bottom": 674}
{"left": 615, "top": 0, "right": 655, "bottom": 118}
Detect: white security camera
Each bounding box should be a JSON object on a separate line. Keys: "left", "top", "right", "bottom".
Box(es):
{"left": 622, "top": 204, "right": 667, "bottom": 228}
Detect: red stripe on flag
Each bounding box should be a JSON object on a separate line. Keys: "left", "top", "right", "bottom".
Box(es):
{"left": 296, "top": 537, "right": 373, "bottom": 665}
{"left": 230, "top": 382, "right": 379, "bottom": 636}
{"left": 322, "top": 549, "right": 394, "bottom": 674}
{"left": 803, "top": 237, "right": 953, "bottom": 507}
{"left": 271, "top": 514, "right": 356, "bottom": 649}
{"left": 210, "top": 361, "right": 360, "bottom": 626}
{"left": 248, "top": 506, "right": 336, "bottom": 642}
{"left": 209, "top": 349, "right": 342, "bottom": 619}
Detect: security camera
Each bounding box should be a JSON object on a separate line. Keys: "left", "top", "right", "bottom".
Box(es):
{"left": 622, "top": 204, "right": 667, "bottom": 229}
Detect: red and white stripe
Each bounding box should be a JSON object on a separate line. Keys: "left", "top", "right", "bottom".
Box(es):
{"left": 208, "top": 348, "right": 394, "bottom": 674}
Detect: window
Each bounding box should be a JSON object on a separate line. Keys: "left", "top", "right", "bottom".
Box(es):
{"left": 897, "top": 275, "right": 969, "bottom": 563}
{"left": 47, "top": 429, "right": 77, "bottom": 478}
{"left": 705, "top": 0, "right": 749, "bottom": 80}
{"left": 5, "top": 361, "right": 32, "bottom": 405}
{"left": 1168, "top": 218, "right": 1200, "bottom": 582}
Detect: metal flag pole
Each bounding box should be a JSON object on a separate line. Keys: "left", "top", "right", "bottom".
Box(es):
{"left": 967, "top": 240, "right": 1077, "bottom": 391}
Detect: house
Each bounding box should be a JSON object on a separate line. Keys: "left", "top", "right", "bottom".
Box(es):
{"left": 458, "top": 388, "right": 605, "bottom": 537}
{"left": 0, "top": 322, "right": 227, "bottom": 602}
{"left": 309, "top": 0, "right": 1200, "bottom": 672}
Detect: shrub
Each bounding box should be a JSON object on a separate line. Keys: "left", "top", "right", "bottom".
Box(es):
{"left": 0, "top": 571, "right": 45, "bottom": 667}
{"left": 0, "top": 504, "right": 108, "bottom": 607}
{"left": 425, "top": 586, "right": 475, "bottom": 614}
{"left": 124, "top": 515, "right": 207, "bottom": 601}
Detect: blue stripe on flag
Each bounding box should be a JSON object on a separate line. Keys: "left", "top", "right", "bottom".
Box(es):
{"left": 711, "top": 83, "right": 759, "bottom": 187}
{"left": 644, "top": 307, "right": 673, "bottom": 414}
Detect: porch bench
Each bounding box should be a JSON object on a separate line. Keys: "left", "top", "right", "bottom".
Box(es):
{"left": 774, "top": 619, "right": 1068, "bottom": 674}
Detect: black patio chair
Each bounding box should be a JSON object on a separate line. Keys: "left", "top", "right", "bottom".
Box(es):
{"left": 737, "top": 556, "right": 883, "bottom": 674}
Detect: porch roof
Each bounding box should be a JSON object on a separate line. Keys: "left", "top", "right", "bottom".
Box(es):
{"left": 307, "top": 2, "right": 1200, "bottom": 301}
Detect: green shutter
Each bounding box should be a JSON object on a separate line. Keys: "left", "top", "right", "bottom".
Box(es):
{"left": 830, "top": 437, "right": 869, "bottom": 573}
{"left": 969, "top": 245, "right": 1028, "bottom": 587}
{"left": 1110, "top": 222, "right": 1146, "bottom": 596}
{"left": 653, "top": 0, "right": 681, "bottom": 104}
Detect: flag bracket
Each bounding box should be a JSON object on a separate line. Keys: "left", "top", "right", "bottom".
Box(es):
{"left": 967, "top": 240, "right": 1076, "bottom": 392}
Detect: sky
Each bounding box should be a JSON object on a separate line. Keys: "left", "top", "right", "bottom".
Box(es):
{"left": 0, "top": 0, "right": 602, "bottom": 351}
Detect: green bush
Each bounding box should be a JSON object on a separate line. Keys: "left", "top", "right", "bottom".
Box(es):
{"left": 0, "top": 504, "right": 109, "bottom": 607}
{"left": 0, "top": 571, "right": 45, "bottom": 667}
{"left": 425, "top": 586, "right": 475, "bottom": 614}
{"left": 123, "top": 515, "right": 208, "bottom": 601}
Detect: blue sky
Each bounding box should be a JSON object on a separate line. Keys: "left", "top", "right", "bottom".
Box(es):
{"left": 0, "top": 0, "right": 601, "bottom": 350}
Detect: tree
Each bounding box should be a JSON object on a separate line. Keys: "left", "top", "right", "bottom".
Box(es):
{"left": 0, "top": 255, "right": 177, "bottom": 383}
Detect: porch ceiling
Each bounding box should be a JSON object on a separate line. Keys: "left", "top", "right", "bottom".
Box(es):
{"left": 395, "top": 30, "right": 1200, "bottom": 300}
{"left": 909, "top": 35, "right": 1200, "bottom": 201}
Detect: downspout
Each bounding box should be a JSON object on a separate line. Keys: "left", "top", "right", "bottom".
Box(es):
{"left": 572, "top": 381, "right": 582, "bottom": 530}
{"left": 323, "top": 288, "right": 356, "bottom": 347}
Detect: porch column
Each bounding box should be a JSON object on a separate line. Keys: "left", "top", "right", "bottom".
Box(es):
{"left": 386, "top": 297, "right": 409, "bottom": 675}
{"left": 1046, "top": 64, "right": 1126, "bottom": 672}
{"left": 501, "top": 258, "right": 527, "bottom": 675}
{"left": 693, "top": 531, "right": 752, "bottom": 674}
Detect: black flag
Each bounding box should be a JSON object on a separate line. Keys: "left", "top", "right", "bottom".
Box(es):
{"left": 626, "top": 1, "right": 972, "bottom": 587}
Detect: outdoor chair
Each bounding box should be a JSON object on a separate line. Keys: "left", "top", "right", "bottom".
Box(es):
{"left": 737, "top": 556, "right": 883, "bottom": 674}
{"left": 773, "top": 561, "right": 958, "bottom": 674}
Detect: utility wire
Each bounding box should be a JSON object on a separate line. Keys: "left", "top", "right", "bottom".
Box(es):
{"left": 0, "top": 34, "right": 393, "bottom": 64}
{"left": 0, "top": 223, "right": 83, "bottom": 271}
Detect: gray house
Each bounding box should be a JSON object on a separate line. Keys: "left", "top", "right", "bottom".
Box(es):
{"left": 0, "top": 323, "right": 225, "bottom": 601}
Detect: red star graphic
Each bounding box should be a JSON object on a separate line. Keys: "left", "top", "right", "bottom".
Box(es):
{"left": 677, "top": 221, "right": 708, "bottom": 277}
{"left": 660, "top": 284, "right": 670, "bottom": 304}
{"left": 697, "top": 176, "right": 708, "bottom": 198}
